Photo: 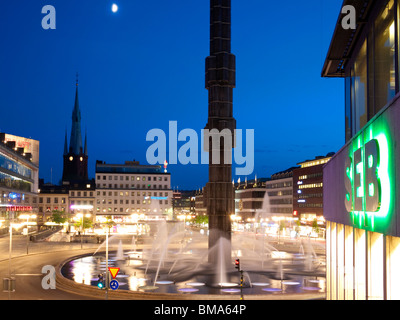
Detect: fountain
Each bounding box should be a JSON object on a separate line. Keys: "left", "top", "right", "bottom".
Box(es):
{"left": 61, "top": 215, "right": 326, "bottom": 296}
{"left": 116, "top": 241, "right": 124, "bottom": 261}
{"left": 59, "top": 1, "right": 325, "bottom": 297}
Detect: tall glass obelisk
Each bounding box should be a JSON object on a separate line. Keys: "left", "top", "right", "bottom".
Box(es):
{"left": 204, "top": 0, "right": 236, "bottom": 264}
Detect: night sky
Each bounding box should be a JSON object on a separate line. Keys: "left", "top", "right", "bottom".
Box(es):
{"left": 0, "top": 0, "right": 344, "bottom": 190}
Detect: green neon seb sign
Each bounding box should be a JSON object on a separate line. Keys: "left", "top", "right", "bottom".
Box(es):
{"left": 345, "top": 125, "right": 392, "bottom": 231}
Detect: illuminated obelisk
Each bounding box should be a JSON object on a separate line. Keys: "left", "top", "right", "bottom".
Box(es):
{"left": 204, "top": 0, "right": 236, "bottom": 264}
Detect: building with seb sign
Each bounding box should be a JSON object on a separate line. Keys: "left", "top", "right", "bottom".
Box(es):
{"left": 323, "top": 0, "right": 400, "bottom": 300}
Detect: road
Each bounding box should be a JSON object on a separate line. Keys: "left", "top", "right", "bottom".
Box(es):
{"left": 0, "top": 234, "right": 100, "bottom": 300}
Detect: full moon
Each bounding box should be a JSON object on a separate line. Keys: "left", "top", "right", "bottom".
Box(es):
{"left": 111, "top": 4, "right": 118, "bottom": 13}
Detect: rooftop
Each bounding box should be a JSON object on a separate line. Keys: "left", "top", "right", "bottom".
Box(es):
{"left": 321, "top": 0, "right": 374, "bottom": 77}
{"left": 95, "top": 160, "right": 168, "bottom": 175}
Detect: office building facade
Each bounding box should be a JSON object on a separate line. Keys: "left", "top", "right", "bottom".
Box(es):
{"left": 0, "top": 134, "right": 39, "bottom": 232}
{"left": 323, "top": 0, "right": 400, "bottom": 300}
{"left": 266, "top": 168, "right": 295, "bottom": 221}
{"left": 293, "top": 155, "right": 333, "bottom": 225}
{"left": 95, "top": 161, "right": 172, "bottom": 223}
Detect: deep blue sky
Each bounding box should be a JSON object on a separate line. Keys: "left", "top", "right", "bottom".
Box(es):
{"left": 0, "top": 0, "right": 344, "bottom": 190}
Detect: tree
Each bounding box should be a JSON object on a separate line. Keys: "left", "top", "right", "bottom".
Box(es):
{"left": 295, "top": 219, "right": 301, "bottom": 237}
{"left": 104, "top": 215, "right": 116, "bottom": 232}
{"left": 74, "top": 217, "right": 93, "bottom": 234}
{"left": 51, "top": 210, "right": 68, "bottom": 225}
{"left": 312, "top": 219, "right": 320, "bottom": 237}
{"left": 194, "top": 215, "right": 208, "bottom": 226}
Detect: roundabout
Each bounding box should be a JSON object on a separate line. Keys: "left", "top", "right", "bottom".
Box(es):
{"left": 55, "top": 226, "right": 326, "bottom": 300}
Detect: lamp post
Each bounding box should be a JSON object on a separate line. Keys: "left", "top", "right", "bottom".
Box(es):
{"left": 70, "top": 205, "right": 93, "bottom": 250}
{"left": 105, "top": 226, "right": 109, "bottom": 300}
{"left": 20, "top": 214, "right": 37, "bottom": 254}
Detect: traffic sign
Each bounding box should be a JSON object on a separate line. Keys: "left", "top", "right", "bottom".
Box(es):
{"left": 108, "top": 267, "right": 120, "bottom": 279}
{"left": 110, "top": 279, "right": 119, "bottom": 291}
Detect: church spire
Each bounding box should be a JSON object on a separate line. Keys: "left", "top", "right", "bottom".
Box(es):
{"left": 62, "top": 74, "right": 89, "bottom": 184}
{"left": 64, "top": 128, "right": 68, "bottom": 155}
{"left": 69, "top": 75, "right": 83, "bottom": 155}
{"left": 84, "top": 130, "right": 88, "bottom": 156}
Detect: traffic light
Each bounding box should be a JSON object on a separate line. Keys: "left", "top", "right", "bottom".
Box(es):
{"left": 97, "top": 274, "right": 104, "bottom": 289}
{"left": 235, "top": 259, "right": 240, "bottom": 271}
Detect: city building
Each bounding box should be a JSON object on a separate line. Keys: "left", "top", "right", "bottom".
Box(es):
{"left": 293, "top": 154, "right": 333, "bottom": 225}
{"left": 194, "top": 189, "right": 206, "bottom": 217}
{"left": 37, "top": 182, "right": 69, "bottom": 225}
{"left": 68, "top": 181, "right": 96, "bottom": 223}
{"left": 95, "top": 160, "right": 172, "bottom": 223}
{"left": 265, "top": 167, "right": 296, "bottom": 225}
{"left": 235, "top": 178, "right": 268, "bottom": 223}
{"left": 172, "top": 190, "right": 196, "bottom": 218}
{"left": 0, "top": 133, "right": 39, "bottom": 233}
{"left": 322, "top": 0, "right": 400, "bottom": 300}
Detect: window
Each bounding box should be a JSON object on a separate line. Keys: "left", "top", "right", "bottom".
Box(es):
{"left": 374, "top": 0, "right": 396, "bottom": 112}
{"left": 351, "top": 40, "right": 368, "bottom": 135}
{"left": 345, "top": 0, "right": 397, "bottom": 141}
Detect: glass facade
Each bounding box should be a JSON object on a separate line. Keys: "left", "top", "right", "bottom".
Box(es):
{"left": 0, "top": 171, "right": 32, "bottom": 192}
{"left": 346, "top": 0, "right": 397, "bottom": 142}
{"left": 0, "top": 148, "right": 35, "bottom": 195}
{"left": 0, "top": 152, "right": 32, "bottom": 179}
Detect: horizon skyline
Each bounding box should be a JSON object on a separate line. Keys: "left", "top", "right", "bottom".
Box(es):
{"left": 0, "top": 0, "right": 345, "bottom": 190}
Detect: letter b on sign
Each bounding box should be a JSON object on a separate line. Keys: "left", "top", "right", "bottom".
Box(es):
{"left": 42, "top": 5, "right": 56, "bottom": 30}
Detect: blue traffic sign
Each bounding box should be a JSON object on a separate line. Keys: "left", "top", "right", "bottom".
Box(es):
{"left": 110, "top": 279, "right": 119, "bottom": 291}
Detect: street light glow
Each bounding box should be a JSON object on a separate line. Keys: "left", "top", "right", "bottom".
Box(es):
{"left": 70, "top": 205, "right": 94, "bottom": 210}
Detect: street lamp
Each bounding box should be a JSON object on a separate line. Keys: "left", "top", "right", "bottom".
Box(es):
{"left": 70, "top": 205, "right": 94, "bottom": 250}
{"left": 75, "top": 213, "right": 92, "bottom": 249}
{"left": 19, "top": 214, "right": 37, "bottom": 254}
